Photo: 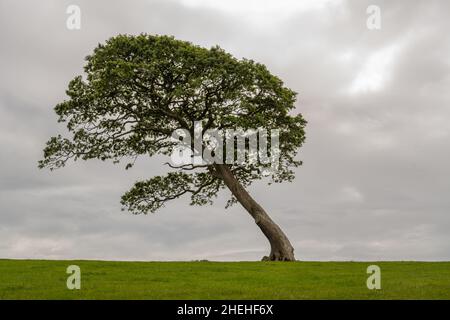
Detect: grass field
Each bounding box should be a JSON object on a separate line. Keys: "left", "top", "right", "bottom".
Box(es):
{"left": 0, "top": 259, "right": 449, "bottom": 299}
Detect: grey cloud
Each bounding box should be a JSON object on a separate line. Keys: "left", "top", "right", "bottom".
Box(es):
{"left": 0, "top": 0, "right": 449, "bottom": 261}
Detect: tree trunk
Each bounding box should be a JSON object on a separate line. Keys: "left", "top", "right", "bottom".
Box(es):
{"left": 214, "top": 164, "right": 295, "bottom": 261}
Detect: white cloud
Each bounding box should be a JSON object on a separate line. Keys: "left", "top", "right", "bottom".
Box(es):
{"left": 179, "top": 0, "right": 343, "bottom": 26}
{"left": 339, "top": 186, "right": 364, "bottom": 203}
{"left": 349, "top": 44, "right": 402, "bottom": 94}
{"left": 180, "top": 0, "right": 342, "bottom": 13}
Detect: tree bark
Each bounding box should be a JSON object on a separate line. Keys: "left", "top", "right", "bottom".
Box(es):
{"left": 214, "top": 164, "right": 295, "bottom": 261}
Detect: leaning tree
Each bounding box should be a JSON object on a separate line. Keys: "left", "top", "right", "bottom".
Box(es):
{"left": 39, "top": 34, "right": 306, "bottom": 261}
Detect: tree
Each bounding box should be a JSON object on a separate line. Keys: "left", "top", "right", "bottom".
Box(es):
{"left": 39, "top": 34, "right": 307, "bottom": 261}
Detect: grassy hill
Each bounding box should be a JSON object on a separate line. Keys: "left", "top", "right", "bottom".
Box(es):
{"left": 0, "top": 259, "right": 449, "bottom": 299}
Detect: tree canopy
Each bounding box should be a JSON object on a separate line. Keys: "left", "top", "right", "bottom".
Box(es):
{"left": 39, "top": 33, "right": 306, "bottom": 218}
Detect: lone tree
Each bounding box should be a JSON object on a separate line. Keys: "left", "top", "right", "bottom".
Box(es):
{"left": 39, "top": 34, "right": 306, "bottom": 261}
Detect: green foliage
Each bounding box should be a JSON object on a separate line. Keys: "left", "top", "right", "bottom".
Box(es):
{"left": 121, "top": 171, "right": 222, "bottom": 214}
{"left": 39, "top": 34, "right": 307, "bottom": 213}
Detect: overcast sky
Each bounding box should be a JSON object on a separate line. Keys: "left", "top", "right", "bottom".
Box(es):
{"left": 1, "top": 0, "right": 449, "bottom": 261}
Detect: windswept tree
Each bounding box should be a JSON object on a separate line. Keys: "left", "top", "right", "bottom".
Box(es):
{"left": 39, "top": 34, "right": 306, "bottom": 261}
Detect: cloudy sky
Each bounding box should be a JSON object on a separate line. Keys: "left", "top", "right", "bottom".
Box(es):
{"left": 1, "top": 0, "right": 449, "bottom": 261}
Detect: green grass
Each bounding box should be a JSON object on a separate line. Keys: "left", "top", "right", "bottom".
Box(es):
{"left": 0, "top": 259, "right": 449, "bottom": 299}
